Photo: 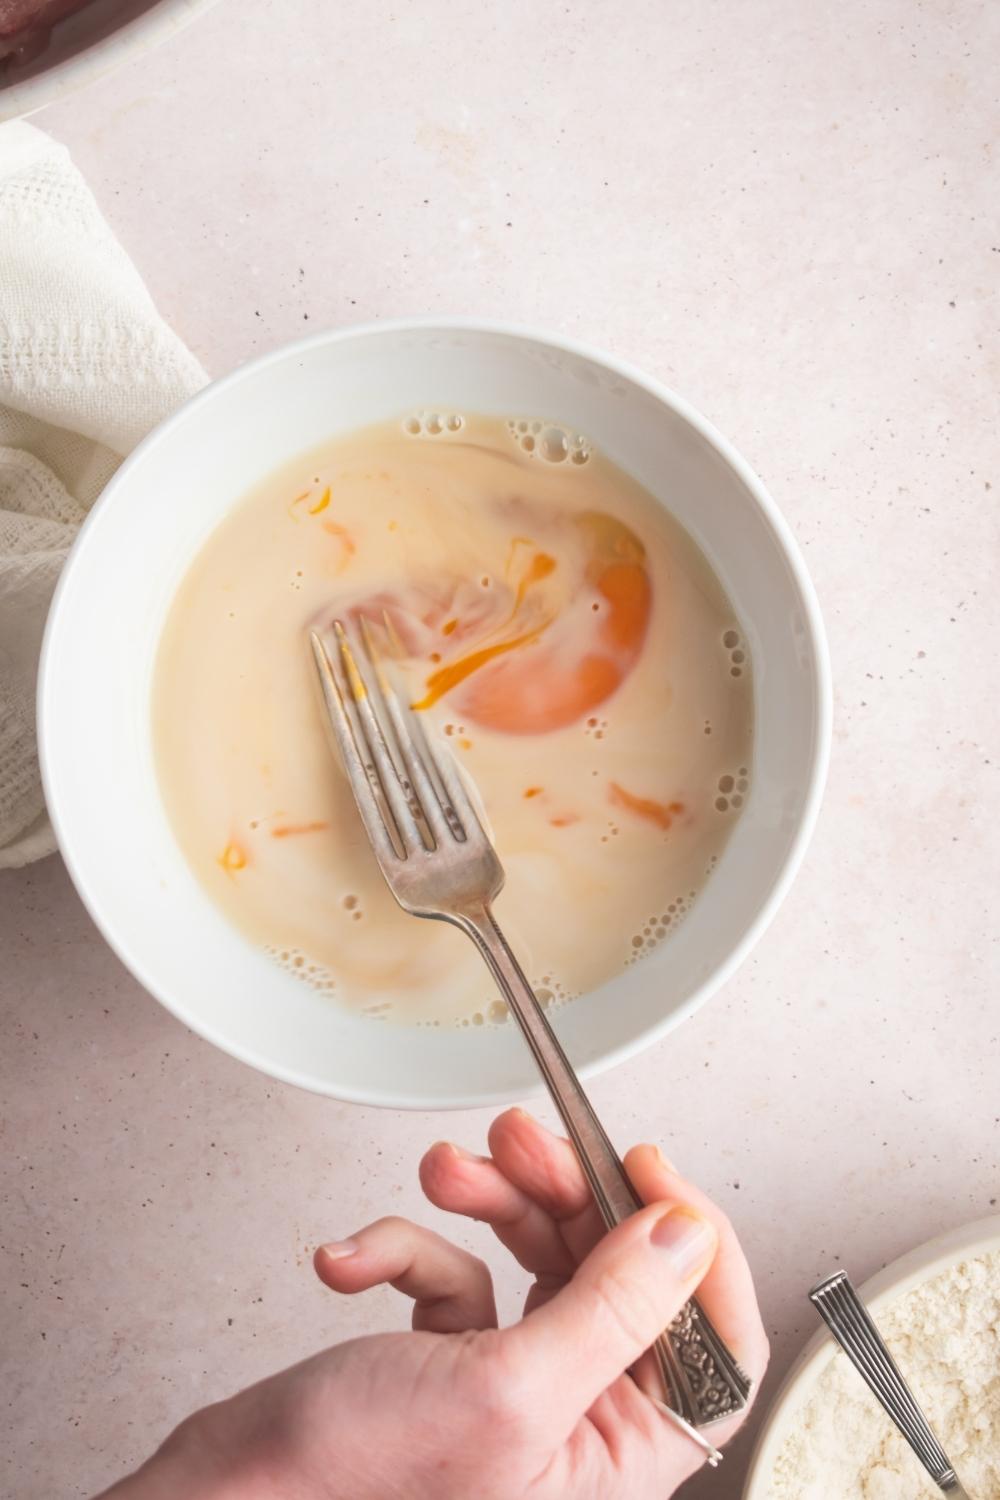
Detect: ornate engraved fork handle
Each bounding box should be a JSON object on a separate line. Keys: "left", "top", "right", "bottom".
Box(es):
{"left": 459, "top": 904, "right": 753, "bottom": 1431}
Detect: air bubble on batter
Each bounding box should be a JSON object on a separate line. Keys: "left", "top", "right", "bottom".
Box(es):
{"left": 402, "top": 412, "right": 465, "bottom": 438}
{"left": 625, "top": 896, "right": 697, "bottom": 964}
{"left": 540, "top": 426, "right": 569, "bottom": 462}
{"left": 452, "top": 980, "right": 572, "bottom": 1029}
{"left": 527, "top": 975, "right": 572, "bottom": 1015}
{"left": 716, "top": 769, "right": 750, "bottom": 814}
{"left": 266, "top": 945, "right": 336, "bottom": 994}
{"left": 506, "top": 418, "right": 592, "bottom": 465}
{"left": 584, "top": 717, "right": 609, "bottom": 740}
{"left": 721, "top": 626, "right": 749, "bottom": 677}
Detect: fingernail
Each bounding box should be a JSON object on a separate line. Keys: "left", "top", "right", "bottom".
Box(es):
{"left": 650, "top": 1209, "right": 715, "bottom": 1278}
{"left": 653, "top": 1144, "right": 679, "bottom": 1174}
{"left": 448, "top": 1142, "right": 479, "bottom": 1161}
{"left": 320, "top": 1238, "right": 359, "bottom": 1260}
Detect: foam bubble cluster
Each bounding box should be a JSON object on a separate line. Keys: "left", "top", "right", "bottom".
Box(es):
{"left": 402, "top": 412, "right": 465, "bottom": 437}
{"left": 506, "top": 418, "right": 592, "bottom": 465}
{"left": 721, "top": 627, "right": 747, "bottom": 678}
{"left": 266, "top": 946, "right": 336, "bottom": 994}
{"left": 458, "top": 973, "right": 573, "bottom": 1029}
{"left": 714, "top": 766, "right": 750, "bottom": 814}
{"left": 626, "top": 894, "right": 698, "bottom": 964}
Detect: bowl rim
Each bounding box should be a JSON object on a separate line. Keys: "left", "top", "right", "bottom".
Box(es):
{"left": 742, "top": 1211, "right": 1000, "bottom": 1497}
{"left": 38, "top": 316, "right": 833, "bottom": 1108}
{"left": 0, "top": 0, "right": 222, "bottom": 122}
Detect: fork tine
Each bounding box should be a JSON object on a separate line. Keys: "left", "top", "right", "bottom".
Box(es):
{"left": 377, "top": 608, "right": 489, "bottom": 842}
{"left": 358, "top": 617, "right": 457, "bottom": 845}
{"left": 309, "top": 631, "right": 401, "bottom": 868}
{"left": 413, "top": 712, "right": 482, "bottom": 840}
{"left": 312, "top": 629, "right": 396, "bottom": 838}
{"left": 332, "top": 622, "right": 427, "bottom": 857}
{"left": 416, "top": 717, "right": 487, "bottom": 840}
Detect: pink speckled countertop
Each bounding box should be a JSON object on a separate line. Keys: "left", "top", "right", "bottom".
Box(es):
{"left": 2, "top": 2, "right": 999, "bottom": 1496}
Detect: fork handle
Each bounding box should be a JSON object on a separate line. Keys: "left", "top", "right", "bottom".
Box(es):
{"left": 810, "top": 1272, "right": 972, "bottom": 1498}
{"left": 460, "top": 904, "right": 752, "bottom": 1431}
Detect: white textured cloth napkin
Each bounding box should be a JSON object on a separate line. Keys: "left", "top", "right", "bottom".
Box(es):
{"left": 0, "top": 122, "right": 206, "bottom": 869}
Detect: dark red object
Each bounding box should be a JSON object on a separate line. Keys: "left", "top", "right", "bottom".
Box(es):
{"left": 0, "top": 0, "right": 94, "bottom": 67}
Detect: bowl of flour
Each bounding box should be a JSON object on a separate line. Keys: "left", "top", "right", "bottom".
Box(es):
{"left": 744, "top": 1215, "right": 1000, "bottom": 1498}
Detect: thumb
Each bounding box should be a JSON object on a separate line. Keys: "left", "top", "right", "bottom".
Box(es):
{"left": 503, "top": 1204, "right": 717, "bottom": 1429}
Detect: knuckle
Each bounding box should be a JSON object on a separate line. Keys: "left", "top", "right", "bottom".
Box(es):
{"left": 467, "top": 1252, "right": 492, "bottom": 1288}
{"left": 369, "top": 1214, "right": 410, "bottom": 1238}
{"left": 467, "top": 1332, "right": 535, "bottom": 1431}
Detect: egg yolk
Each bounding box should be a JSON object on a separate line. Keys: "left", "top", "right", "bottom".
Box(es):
{"left": 340, "top": 509, "right": 652, "bottom": 735}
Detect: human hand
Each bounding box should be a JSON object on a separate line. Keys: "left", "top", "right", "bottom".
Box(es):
{"left": 102, "top": 1109, "right": 767, "bottom": 1500}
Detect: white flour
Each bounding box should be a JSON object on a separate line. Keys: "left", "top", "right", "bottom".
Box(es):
{"left": 770, "top": 1248, "right": 1000, "bottom": 1498}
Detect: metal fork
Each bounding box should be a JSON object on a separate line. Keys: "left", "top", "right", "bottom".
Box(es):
{"left": 309, "top": 620, "right": 753, "bottom": 1463}
{"left": 810, "top": 1271, "right": 974, "bottom": 1499}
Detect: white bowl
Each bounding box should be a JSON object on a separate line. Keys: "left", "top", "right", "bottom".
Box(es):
{"left": 0, "top": 0, "right": 220, "bottom": 122}
{"left": 743, "top": 1213, "right": 1000, "bottom": 1497}
{"left": 39, "top": 319, "right": 831, "bottom": 1109}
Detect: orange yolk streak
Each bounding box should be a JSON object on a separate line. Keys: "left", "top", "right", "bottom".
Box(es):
{"left": 323, "top": 521, "right": 357, "bottom": 573}
{"left": 608, "top": 783, "right": 684, "bottom": 830}
{"left": 271, "top": 821, "right": 330, "bottom": 838}
{"left": 218, "top": 841, "right": 248, "bottom": 873}
{"left": 509, "top": 551, "right": 556, "bottom": 617}
{"left": 412, "top": 624, "right": 547, "bottom": 710}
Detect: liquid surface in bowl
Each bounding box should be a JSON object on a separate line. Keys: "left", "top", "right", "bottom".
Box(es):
{"left": 153, "top": 413, "right": 753, "bottom": 1026}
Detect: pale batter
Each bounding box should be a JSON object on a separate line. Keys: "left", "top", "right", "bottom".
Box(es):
{"left": 153, "top": 413, "right": 753, "bottom": 1025}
